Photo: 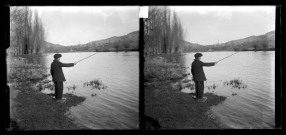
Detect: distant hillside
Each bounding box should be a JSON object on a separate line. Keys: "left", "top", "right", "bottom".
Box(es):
{"left": 44, "top": 31, "right": 139, "bottom": 53}
{"left": 183, "top": 30, "right": 275, "bottom": 52}
{"left": 183, "top": 41, "right": 209, "bottom": 52}
{"left": 43, "top": 41, "right": 65, "bottom": 52}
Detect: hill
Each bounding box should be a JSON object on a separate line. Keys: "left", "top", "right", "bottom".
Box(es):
{"left": 43, "top": 41, "right": 65, "bottom": 52}
{"left": 44, "top": 31, "right": 139, "bottom": 53}
{"left": 183, "top": 30, "right": 275, "bottom": 52}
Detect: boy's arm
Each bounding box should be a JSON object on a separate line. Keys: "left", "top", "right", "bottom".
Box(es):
{"left": 200, "top": 61, "right": 215, "bottom": 67}
{"left": 59, "top": 62, "right": 75, "bottom": 67}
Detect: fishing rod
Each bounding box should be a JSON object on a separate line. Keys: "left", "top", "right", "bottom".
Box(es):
{"left": 75, "top": 52, "right": 98, "bottom": 64}
{"left": 217, "top": 52, "right": 239, "bottom": 63}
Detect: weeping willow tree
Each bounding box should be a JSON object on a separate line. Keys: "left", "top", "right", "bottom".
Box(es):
{"left": 9, "top": 6, "right": 46, "bottom": 56}
{"left": 144, "top": 6, "right": 185, "bottom": 56}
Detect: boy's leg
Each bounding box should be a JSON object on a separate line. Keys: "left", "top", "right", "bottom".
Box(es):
{"left": 57, "top": 82, "right": 63, "bottom": 99}
{"left": 195, "top": 81, "right": 199, "bottom": 98}
{"left": 197, "top": 81, "right": 204, "bottom": 99}
{"left": 54, "top": 82, "right": 63, "bottom": 100}
{"left": 54, "top": 82, "right": 58, "bottom": 99}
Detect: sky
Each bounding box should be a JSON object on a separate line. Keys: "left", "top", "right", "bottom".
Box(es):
{"left": 169, "top": 6, "right": 276, "bottom": 45}
{"left": 30, "top": 6, "right": 139, "bottom": 46}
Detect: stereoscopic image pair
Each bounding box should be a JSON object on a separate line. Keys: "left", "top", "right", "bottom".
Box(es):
{"left": 7, "top": 6, "right": 276, "bottom": 130}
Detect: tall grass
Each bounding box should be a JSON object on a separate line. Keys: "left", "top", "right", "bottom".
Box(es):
{"left": 7, "top": 57, "right": 49, "bottom": 83}
{"left": 145, "top": 57, "right": 187, "bottom": 81}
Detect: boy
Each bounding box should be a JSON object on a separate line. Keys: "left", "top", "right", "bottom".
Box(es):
{"left": 191, "top": 53, "right": 217, "bottom": 102}
{"left": 50, "top": 53, "right": 77, "bottom": 102}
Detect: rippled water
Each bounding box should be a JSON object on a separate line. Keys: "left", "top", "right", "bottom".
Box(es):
{"left": 180, "top": 51, "right": 275, "bottom": 129}
{"left": 23, "top": 52, "right": 139, "bottom": 129}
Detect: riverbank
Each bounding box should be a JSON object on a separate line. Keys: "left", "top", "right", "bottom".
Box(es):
{"left": 8, "top": 57, "right": 88, "bottom": 130}
{"left": 144, "top": 54, "right": 229, "bottom": 129}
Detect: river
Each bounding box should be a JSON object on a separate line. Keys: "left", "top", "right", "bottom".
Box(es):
{"left": 22, "top": 52, "right": 139, "bottom": 129}
{"left": 180, "top": 51, "right": 275, "bottom": 129}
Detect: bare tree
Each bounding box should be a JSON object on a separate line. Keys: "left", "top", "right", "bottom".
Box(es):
{"left": 144, "top": 6, "right": 185, "bottom": 56}
{"left": 9, "top": 6, "right": 46, "bottom": 56}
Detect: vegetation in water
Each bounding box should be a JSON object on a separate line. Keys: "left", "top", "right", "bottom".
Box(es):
{"left": 184, "top": 82, "right": 195, "bottom": 90}
{"left": 223, "top": 78, "right": 247, "bottom": 89}
{"left": 38, "top": 82, "right": 54, "bottom": 91}
{"left": 207, "top": 84, "right": 217, "bottom": 90}
{"left": 232, "top": 93, "right": 238, "bottom": 96}
{"left": 66, "top": 84, "right": 77, "bottom": 91}
{"left": 83, "top": 79, "right": 107, "bottom": 90}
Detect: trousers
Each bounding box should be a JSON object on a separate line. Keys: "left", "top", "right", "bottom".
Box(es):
{"left": 54, "top": 82, "right": 63, "bottom": 100}
{"left": 195, "top": 81, "right": 204, "bottom": 99}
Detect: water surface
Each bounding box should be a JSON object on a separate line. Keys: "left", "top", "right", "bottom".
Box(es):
{"left": 23, "top": 52, "right": 139, "bottom": 129}
{"left": 180, "top": 51, "right": 275, "bottom": 129}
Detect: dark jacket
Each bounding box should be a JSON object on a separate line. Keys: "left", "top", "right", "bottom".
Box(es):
{"left": 50, "top": 60, "right": 74, "bottom": 82}
{"left": 191, "top": 59, "right": 215, "bottom": 81}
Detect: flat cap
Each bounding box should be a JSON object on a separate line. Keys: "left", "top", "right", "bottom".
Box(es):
{"left": 53, "top": 53, "right": 62, "bottom": 59}
{"left": 194, "top": 53, "right": 203, "bottom": 58}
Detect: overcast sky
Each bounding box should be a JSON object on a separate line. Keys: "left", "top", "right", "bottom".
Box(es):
{"left": 169, "top": 6, "right": 276, "bottom": 45}
{"left": 30, "top": 6, "right": 139, "bottom": 46}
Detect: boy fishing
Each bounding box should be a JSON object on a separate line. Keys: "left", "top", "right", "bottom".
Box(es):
{"left": 191, "top": 53, "right": 218, "bottom": 102}
{"left": 50, "top": 53, "right": 77, "bottom": 103}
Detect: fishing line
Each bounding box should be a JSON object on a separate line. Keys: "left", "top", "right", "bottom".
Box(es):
{"left": 75, "top": 52, "right": 98, "bottom": 64}
{"left": 217, "top": 52, "right": 239, "bottom": 63}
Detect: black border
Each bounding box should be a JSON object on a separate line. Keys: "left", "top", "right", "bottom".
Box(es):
{"left": 2, "top": 0, "right": 285, "bottom": 134}
{"left": 139, "top": 18, "right": 145, "bottom": 130}
{"left": 275, "top": 5, "right": 282, "bottom": 129}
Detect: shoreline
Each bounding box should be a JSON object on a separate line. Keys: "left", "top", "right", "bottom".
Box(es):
{"left": 9, "top": 81, "right": 88, "bottom": 130}
{"left": 144, "top": 54, "right": 230, "bottom": 129}
{"left": 8, "top": 56, "right": 89, "bottom": 130}
{"left": 144, "top": 80, "right": 230, "bottom": 129}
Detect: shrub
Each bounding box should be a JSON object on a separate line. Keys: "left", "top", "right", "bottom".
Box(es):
{"left": 7, "top": 57, "right": 49, "bottom": 83}
{"left": 145, "top": 57, "right": 187, "bottom": 81}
